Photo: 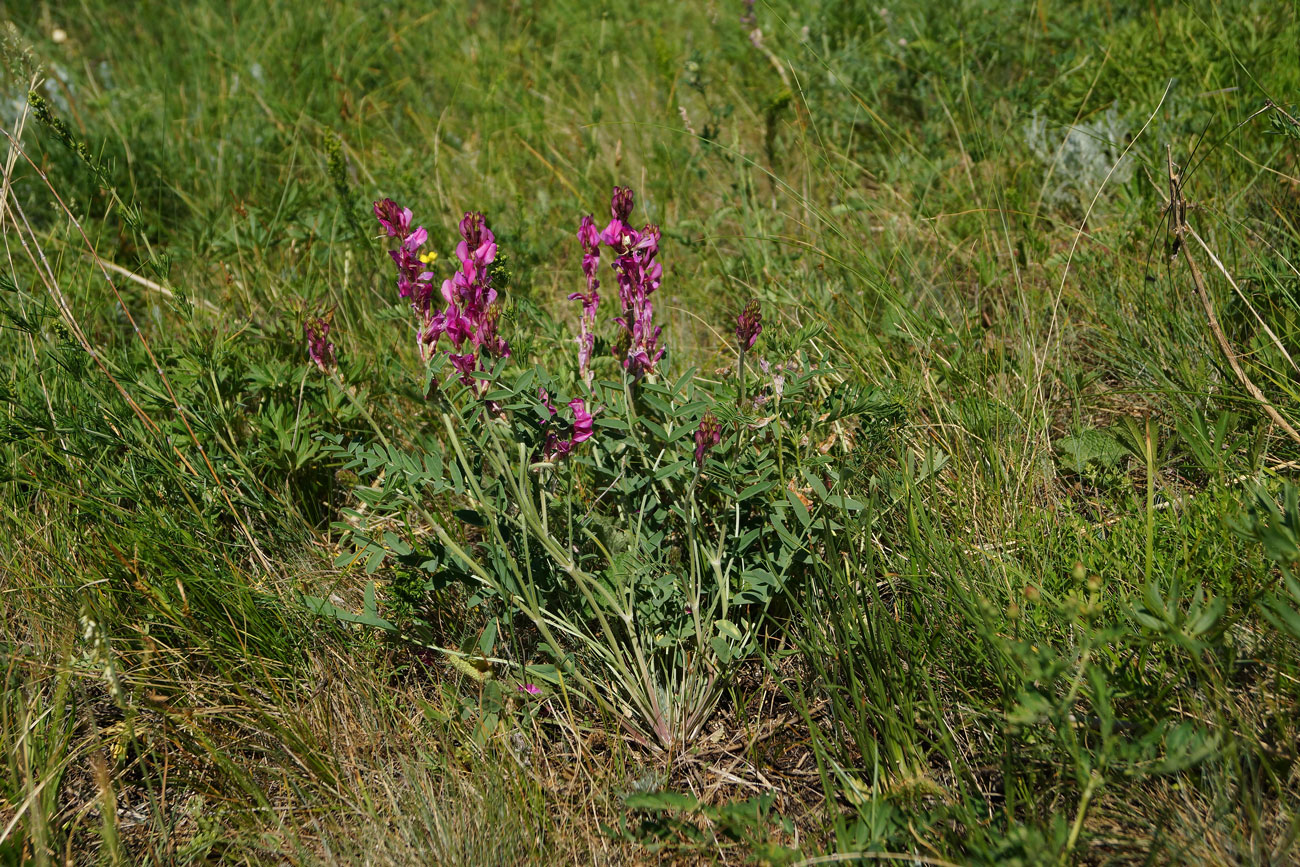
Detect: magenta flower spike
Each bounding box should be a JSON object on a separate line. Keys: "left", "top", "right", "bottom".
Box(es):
{"left": 569, "top": 214, "right": 602, "bottom": 390}
{"left": 694, "top": 411, "right": 721, "bottom": 467}
{"left": 376, "top": 200, "right": 510, "bottom": 394}
{"left": 304, "top": 313, "right": 337, "bottom": 375}
{"left": 579, "top": 186, "right": 665, "bottom": 381}
{"left": 373, "top": 198, "right": 438, "bottom": 364}
{"left": 616, "top": 224, "right": 665, "bottom": 378}
{"left": 736, "top": 298, "right": 762, "bottom": 351}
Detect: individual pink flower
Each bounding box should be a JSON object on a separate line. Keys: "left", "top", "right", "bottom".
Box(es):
{"left": 569, "top": 397, "right": 594, "bottom": 445}
{"left": 456, "top": 211, "right": 498, "bottom": 267}
{"left": 476, "top": 303, "right": 510, "bottom": 360}
{"left": 601, "top": 185, "right": 635, "bottom": 248}
{"left": 578, "top": 213, "right": 601, "bottom": 253}
{"left": 539, "top": 389, "right": 595, "bottom": 461}
{"left": 611, "top": 186, "right": 634, "bottom": 221}
{"left": 373, "top": 198, "right": 412, "bottom": 238}
{"left": 449, "top": 352, "right": 478, "bottom": 387}
{"left": 390, "top": 226, "right": 431, "bottom": 301}
{"left": 518, "top": 683, "right": 541, "bottom": 695}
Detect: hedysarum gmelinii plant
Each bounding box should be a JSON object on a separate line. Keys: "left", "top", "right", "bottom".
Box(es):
{"left": 320, "top": 187, "right": 832, "bottom": 752}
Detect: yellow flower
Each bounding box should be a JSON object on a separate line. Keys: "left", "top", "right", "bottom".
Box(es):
{"left": 419, "top": 250, "right": 439, "bottom": 265}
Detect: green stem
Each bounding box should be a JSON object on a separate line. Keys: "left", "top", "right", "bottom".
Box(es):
{"left": 686, "top": 466, "right": 706, "bottom": 648}
{"left": 1144, "top": 418, "right": 1155, "bottom": 586}
{"left": 737, "top": 346, "right": 747, "bottom": 408}
{"left": 1061, "top": 769, "right": 1102, "bottom": 865}
{"left": 735, "top": 346, "right": 747, "bottom": 456}
{"left": 622, "top": 370, "right": 645, "bottom": 452}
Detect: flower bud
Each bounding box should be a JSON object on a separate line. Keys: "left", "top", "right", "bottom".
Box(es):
{"left": 611, "top": 185, "right": 634, "bottom": 221}
{"left": 304, "top": 312, "right": 337, "bottom": 374}
{"left": 735, "top": 298, "right": 762, "bottom": 351}
{"left": 694, "top": 411, "right": 721, "bottom": 467}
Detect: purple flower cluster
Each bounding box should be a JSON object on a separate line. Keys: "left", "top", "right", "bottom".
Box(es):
{"left": 755, "top": 357, "right": 799, "bottom": 406}
{"left": 572, "top": 186, "right": 664, "bottom": 381}
{"left": 427, "top": 212, "right": 509, "bottom": 389}
{"left": 374, "top": 198, "right": 434, "bottom": 316}
{"left": 374, "top": 194, "right": 597, "bottom": 464}
{"left": 539, "top": 389, "right": 594, "bottom": 461}
{"left": 694, "top": 411, "right": 721, "bottom": 467}
{"left": 375, "top": 201, "right": 509, "bottom": 393}
{"left": 736, "top": 298, "right": 762, "bottom": 351}
{"left": 304, "top": 312, "right": 336, "bottom": 374}
{"left": 568, "top": 215, "right": 601, "bottom": 390}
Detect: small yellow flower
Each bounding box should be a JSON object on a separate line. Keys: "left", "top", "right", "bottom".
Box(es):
{"left": 419, "top": 250, "right": 439, "bottom": 265}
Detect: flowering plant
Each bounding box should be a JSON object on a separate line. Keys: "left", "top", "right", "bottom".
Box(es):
{"left": 314, "top": 186, "right": 878, "bottom": 750}
{"left": 303, "top": 310, "right": 337, "bottom": 375}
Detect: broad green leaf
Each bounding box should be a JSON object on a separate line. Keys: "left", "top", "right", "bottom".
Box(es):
{"left": 383, "top": 531, "right": 412, "bottom": 555}
{"left": 785, "top": 489, "right": 811, "bottom": 528}
{"left": 1143, "top": 581, "right": 1169, "bottom": 622}
{"left": 479, "top": 618, "right": 498, "bottom": 656}
{"left": 1262, "top": 596, "right": 1300, "bottom": 640}
{"left": 654, "top": 459, "right": 689, "bottom": 480}
{"left": 715, "top": 619, "right": 743, "bottom": 641}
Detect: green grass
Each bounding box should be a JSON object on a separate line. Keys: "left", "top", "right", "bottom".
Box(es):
{"left": 3, "top": 0, "right": 1300, "bottom": 863}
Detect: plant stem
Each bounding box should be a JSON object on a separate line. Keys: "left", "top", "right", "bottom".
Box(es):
{"left": 1145, "top": 418, "right": 1155, "bottom": 586}
{"left": 1061, "top": 769, "right": 1102, "bottom": 865}
{"left": 737, "top": 345, "right": 747, "bottom": 408}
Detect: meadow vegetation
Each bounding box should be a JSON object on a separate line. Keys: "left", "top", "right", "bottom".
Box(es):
{"left": 2, "top": 0, "right": 1300, "bottom": 863}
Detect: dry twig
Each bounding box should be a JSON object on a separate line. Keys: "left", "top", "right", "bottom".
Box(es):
{"left": 1165, "top": 145, "right": 1300, "bottom": 447}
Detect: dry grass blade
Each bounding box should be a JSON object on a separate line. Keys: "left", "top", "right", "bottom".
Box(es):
{"left": 1167, "top": 145, "right": 1300, "bottom": 446}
